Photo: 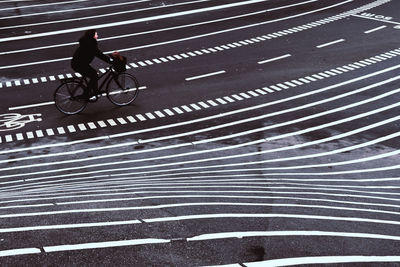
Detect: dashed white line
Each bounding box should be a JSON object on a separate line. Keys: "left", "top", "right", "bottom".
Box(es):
{"left": 185, "top": 70, "right": 226, "bottom": 81}
{"left": 316, "top": 39, "right": 345, "bottom": 48}
{"left": 258, "top": 54, "right": 291, "bottom": 64}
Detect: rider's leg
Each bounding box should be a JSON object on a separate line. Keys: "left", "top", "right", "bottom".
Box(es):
{"left": 73, "top": 65, "right": 98, "bottom": 97}
{"left": 85, "top": 66, "right": 99, "bottom": 96}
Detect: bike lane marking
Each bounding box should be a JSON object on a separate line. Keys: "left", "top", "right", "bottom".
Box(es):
{"left": 0, "top": 0, "right": 388, "bottom": 88}
{"left": 2, "top": 48, "right": 400, "bottom": 144}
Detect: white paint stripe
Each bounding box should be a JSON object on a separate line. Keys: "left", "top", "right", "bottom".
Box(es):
{"left": 258, "top": 54, "right": 291, "bottom": 64}
{"left": 0, "top": 248, "right": 41, "bottom": 257}
{"left": 145, "top": 113, "right": 156, "bottom": 119}
{"left": 77, "top": 124, "right": 87, "bottom": 131}
{"left": 172, "top": 107, "right": 184, "bottom": 114}
{"left": 67, "top": 126, "right": 76, "bottom": 133}
{"left": 181, "top": 105, "right": 192, "bottom": 112}
{"left": 0, "top": 220, "right": 141, "bottom": 233}
{"left": 190, "top": 103, "right": 201, "bottom": 110}
{"left": 8, "top": 101, "right": 55, "bottom": 111}
{"left": 0, "top": 0, "right": 90, "bottom": 12}
{"left": 136, "top": 115, "right": 146, "bottom": 121}
{"left": 143, "top": 212, "right": 400, "bottom": 226}
{"left": 87, "top": 122, "right": 97, "bottom": 129}
{"left": 57, "top": 127, "right": 65, "bottom": 134}
{"left": 35, "top": 130, "right": 44, "bottom": 138}
{"left": 185, "top": 70, "right": 226, "bottom": 81}
{"left": 44, "top": 238, "right": 169, "bottom": 252}
{"left": 46, "top": 129, "right": 55, "bottom": 136}
{"left": 126, "top": 116, "right": 137, "bottom": 123}
{"left": 52, "top": 190, "right": 400, "bottom": 209}
{"left": 163, "top": 109, "right": 174, "bottom": 116}
{"left": 316, "top": 39, "right": 345, "bottom": 48}
{"left": 246, "top": 255, "right": 400, "bottom": 267}
{"left": 116, "top": 118, "right": 127, "bottom": 124}
{"left": 189, "top": 230, "right": 400, "bottom": 242}
{"left": 198, "top": 101, "right": 210, "bottom": 108}
{"left": 2, "top": 57, "right": 397, "bottom": 159}
{"left": 0, "top": 1, "right": 353, "bottom": 69}
{"left": 1, "top": 0, "right": 269, "bottom": 41}
{"left": 154, "top": 111, "right": 165, "bottom": 117}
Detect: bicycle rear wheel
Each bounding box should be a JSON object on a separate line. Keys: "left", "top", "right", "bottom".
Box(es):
{"left": 54, "top": 81, "right": 88, "bottom": 115}
{"left": 107, "top": 73, "right": 139, "bottom": 106}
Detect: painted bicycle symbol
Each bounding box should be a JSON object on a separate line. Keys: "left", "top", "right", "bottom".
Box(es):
{"left": 0, "top": 113, "right": 42, "bottom": 131}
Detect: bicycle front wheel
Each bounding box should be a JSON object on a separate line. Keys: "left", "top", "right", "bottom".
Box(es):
{"left": 54, "top": 81, "right": 87, "bottom": 115}
{"left": 107, "top": 73, "right": 139, "bottom": 106}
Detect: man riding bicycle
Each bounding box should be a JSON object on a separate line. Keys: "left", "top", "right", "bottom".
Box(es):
{"left": 71, "top": 29, "right": 113, "bottom": 98}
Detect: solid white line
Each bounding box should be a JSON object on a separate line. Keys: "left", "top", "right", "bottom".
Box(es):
{"left": 0, "top": 248, "right": 41, "bottom": 257}
{"left": 8, "top": 101, "right": 55, "bottom": 111}
{"left": 246, "top": 256, "right": 400, "bottom": 267}
{"left": 0, "top": 220, "right": 141, "bottom": 233}
{"left": 188, "top": 230, "right": 400, "bottom": 242}
{"left": 266, "top": 0, "right": 317, "bottom": 11}
{"left": 0, "top": 0, "right": 270, "bottom": 42}
{"left": 0, "top": 0, "right": 352, "bottom": 69}
{"left": 3, "top": 201, "right": 400, "bottom": 221}
{"left": 364, "top": 25, "right": 387, "bottom": 33}
{"left": 0, "top": 0, "right": 89, "bottom": 12}
{"left": 258, "top": 54, "right": 291, "bottom": 64}
{"left": 1, "top": 63, "right": 399, "bottom": 178}
{"left": 0, "top": 0, "right": 211, "bottom": 30}
{"left": 317, "top": 39, "right": 345, "bottom": 48}
{"left": 316, "top": 39, "right": 345, "bottom": 48}
{"left": 43, "top": 238, "right": 169, "bottom": 252}
{"left": 185, "top": 70, "right": 226, "bottom": 81}
{"left": 0, "top": 0, "right": 149, "bottom": 20}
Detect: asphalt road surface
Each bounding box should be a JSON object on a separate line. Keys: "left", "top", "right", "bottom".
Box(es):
{"left": 1, "top": 0, "right": 400, "bottom": 266}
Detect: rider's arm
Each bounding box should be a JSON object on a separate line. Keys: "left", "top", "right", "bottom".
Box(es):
{"left": 95, "top": 46, "right": 112, "bottom": 64}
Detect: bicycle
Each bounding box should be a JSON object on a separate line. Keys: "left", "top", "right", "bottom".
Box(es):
{"left": 54, "top": 64, "right": 139, "bottom": 115}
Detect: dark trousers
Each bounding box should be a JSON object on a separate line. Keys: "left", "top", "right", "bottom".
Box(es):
{"left": 72, "top": 64, "right": 98, "bottom": 95}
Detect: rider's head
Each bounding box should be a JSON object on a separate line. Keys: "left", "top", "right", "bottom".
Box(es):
{"left": 84, "top": 29, "right": 97, "bottom": 40}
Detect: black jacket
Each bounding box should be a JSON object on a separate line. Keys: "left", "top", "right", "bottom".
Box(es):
{"left": 71, "top": 36, "right": 110, "bottom": 68}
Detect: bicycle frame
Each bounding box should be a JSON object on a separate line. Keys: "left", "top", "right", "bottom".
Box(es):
{"left": 80, "top": 66, "right": 117, "bottom": 93}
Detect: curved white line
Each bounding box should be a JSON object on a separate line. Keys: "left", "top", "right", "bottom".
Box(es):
{"left": 0, "top": 0, "right": 150, "bottom": 20}
{"left": 0, "top": 0, "right": 268, "bottom": 41}
{"left": 244, "top": 255, "right": 400, "bottom": 267}
{"left": 0, "top": 0, "right": 353, "bottom": 69}
{"left": 1, "top": 83, "right": 398, "bottom": 176}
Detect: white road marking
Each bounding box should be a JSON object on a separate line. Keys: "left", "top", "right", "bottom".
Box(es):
{"left": 0, "top": 220, "right": 141, "bottom": 233}
{"left": 0, "top": 0, "right": 272, "bottom": 42}
{"left": 0, "top": 248, "right": 41, "bottom": 257}
{"left": 0, "top": 0, "right": 353, "bottom": 70}
{"left": 185, "top": 70, "right": 226, "bottom": 81}
{"left": 316, "top": 39, "right": 345, "bottom": 48}
{"left": 246, "top": 255, "right": 400, "bottom": 266}
{"left": 258, "top": 54, "right": 291, "bottom": 64}
{"left": 0, "top": 0, "right": 89, "bottom": 12}
{"left": 2, "top": 54, "right": 398, "bottom": 148}
{"left": 188, "top": 230, "right": 400, "bottom": 242}
{"left": 43, "top": 238, "right": 170, "bottom": 252}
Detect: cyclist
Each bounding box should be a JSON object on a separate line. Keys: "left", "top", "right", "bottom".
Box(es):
{"left": 71, "top": 29, "right": 113, "bottom": 98}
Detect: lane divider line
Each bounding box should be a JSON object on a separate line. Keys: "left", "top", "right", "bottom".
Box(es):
{"left": 364, "top": 25, "right": 387, "bottom": 33}
{"left": 316, "top": 39, "right": 345, "bottom": 48}
{"left": 2, "top": 47, "right": 400, "bottom": 144}
{"left": 258, "top": 54, "right": 291, "bottom": 64}
{"left": 185, "top": 70, "right": 226, "bottom": 81}
{"left": 0, "top": 0, "right": 390, "bottom": 87}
